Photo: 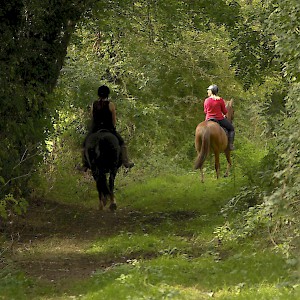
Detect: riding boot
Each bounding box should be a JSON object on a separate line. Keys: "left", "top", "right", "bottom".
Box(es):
{"left": 121, "top": 144, "right": 134, "bottom": 168}
{"left": 228, "top": 131, "right": 235, "bottom": 151}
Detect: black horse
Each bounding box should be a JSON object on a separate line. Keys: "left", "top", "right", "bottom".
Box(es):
{"left": 84, "top": 130, "right": 122, "bottom": 211}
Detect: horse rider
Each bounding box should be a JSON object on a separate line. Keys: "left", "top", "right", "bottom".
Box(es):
{"left": 80, "top": 85, "right": 134, "bottom": 171}
{"left": 204, "top": 84, "right": 235, "bottom": 150}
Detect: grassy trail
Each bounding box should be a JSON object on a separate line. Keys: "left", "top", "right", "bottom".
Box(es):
{"left": 1, "top": 172, "right": 299, "bottom": 299}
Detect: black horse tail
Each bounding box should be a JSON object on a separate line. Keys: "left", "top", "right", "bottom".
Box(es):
{"left": 194, "top": 127, "right": 210, "bottom": 170}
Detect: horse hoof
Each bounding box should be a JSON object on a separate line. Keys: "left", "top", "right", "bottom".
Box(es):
{"left": 103, "top": 197, "right": 107, "bottom": 206}
{"left": 109, "top": 203, "right": 117, "bottom": 211}
{"left": 99, "top": 202, "right": 104, "bottom": 210}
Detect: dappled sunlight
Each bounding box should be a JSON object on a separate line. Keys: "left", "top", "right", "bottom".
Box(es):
{"left": 14, "top": 237, "right": 87, "bottom": 257}
{"left": 87, "top": 232, "right": 191, "bottom": 258}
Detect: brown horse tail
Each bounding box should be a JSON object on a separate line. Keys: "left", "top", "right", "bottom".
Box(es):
{"left": 194, "top": 127, "right": 210, "bottom": 170}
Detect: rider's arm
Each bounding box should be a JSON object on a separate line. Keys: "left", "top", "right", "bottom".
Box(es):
{"left": 221, "top": 98, "right": 228, "bottom": 115}
{"left": 91, "top": 101, "right": 96, "bottom": 117}
{"left": 109, "top": 102, "right": 116, "bottom": 128}
{"left": 204, "top": 98, "right": 208, "bottom": 114}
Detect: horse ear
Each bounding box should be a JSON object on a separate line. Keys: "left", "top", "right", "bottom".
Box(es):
{"left": 230, "top": 99, "right": 234, "bottom": 106}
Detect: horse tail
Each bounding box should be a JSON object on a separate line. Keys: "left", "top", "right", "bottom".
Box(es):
{"left": 84, "top": 147, "right": 92, "bottom": 169}
{"left": 194, "top": 127, "right": 210, "bottom": 170}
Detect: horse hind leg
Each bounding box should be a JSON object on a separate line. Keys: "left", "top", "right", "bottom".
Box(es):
{"left": 109, "top": 196, "right": 117, "bottom": 211}
{"left": 224, "top": 149, "right": 232, "bottom": 177}
{"left": 108, "top": 171, "right": 117, "bottom": 211}
{"left": 102, "top": 193, "right": 108, "bottom": 206}
{"left": 96, "top": 174, "right": 107, "bottom": 210}
{"left": 214, "top": 151, "right": 220, "bottom": 179}
{"left": 99, "top": 194, "right": 105, "bottom": 210}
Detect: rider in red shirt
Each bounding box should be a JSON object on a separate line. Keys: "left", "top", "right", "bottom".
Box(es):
{"left": 204, "top": 84, "right": 235, "bottom": 150}
{"left": 204, "top": 96, "right": 228, "bottom": 120}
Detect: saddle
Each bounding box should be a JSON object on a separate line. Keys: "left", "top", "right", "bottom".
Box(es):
{"left": 96, "top": 129, "right": 112, "bottom": 134}
{"left": 207, "top": 118, "right": 228, "bottom": 135}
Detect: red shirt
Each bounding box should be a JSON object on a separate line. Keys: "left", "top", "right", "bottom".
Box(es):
{"left": 204, "top": 97, "right": 227, "bottom": 120}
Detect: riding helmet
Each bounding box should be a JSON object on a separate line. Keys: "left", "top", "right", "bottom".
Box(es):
{"left": 207, "top": 84, "right": 218, "bottom": 95}
{"left": 98, "top": 85, "right": 110, "bottom": 98}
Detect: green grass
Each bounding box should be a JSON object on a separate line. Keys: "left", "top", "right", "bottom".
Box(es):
{"left": 87, "top": 232, "right": 191, "bottom": 258}
{"left": 119, "top": 171, "right": 240, "bottom": 212}
{"left": 1, "top": 171, "right": 299, "bottom": 299}
{"left": 61, "top": 248, "right": 297, "bottom": 300}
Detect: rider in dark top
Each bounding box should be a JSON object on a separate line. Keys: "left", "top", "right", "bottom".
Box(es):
{"left": 80, "top": 85, "right": 134, "bottom": 171}
{"left": 92, "top": 98, "right": 115, "bottom": 132}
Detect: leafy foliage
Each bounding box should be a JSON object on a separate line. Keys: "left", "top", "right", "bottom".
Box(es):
{"left": 0, "top": 0, "right": 299, "bottom": 264}
{"left": 0, "top": 0, "right": 95, "bottom": 199}
{"left": 52, "top": 0, "right": 246, "bottom": 180}
{"left": 0, "top": 194, "right": 28, "bottom": 220}
{"left": 228, "top": 1, "right": 277, "bottom": 89}
{"left": 41, "top": 3, "right": 299, "bottom": 259}
{"left": 256, "top": 0, "right": 300, "bottom": 254}
{"left": 267, "top": 0, "right": 300, "bottom": 82}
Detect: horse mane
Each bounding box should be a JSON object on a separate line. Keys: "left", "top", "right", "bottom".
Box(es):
{"left": 225, "top": 98, "right": 234, "bottom": 106}
{"left": 225, "top": 99, "right": 234, "bottom": 122}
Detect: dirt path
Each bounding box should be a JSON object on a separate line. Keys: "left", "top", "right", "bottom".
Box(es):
{"left": 4, "top": 199, "right": 195, "bottom": 283}
{"left": 4, "top": 199, "right": 135, "bottom": 282}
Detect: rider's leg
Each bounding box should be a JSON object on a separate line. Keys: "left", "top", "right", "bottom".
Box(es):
{"left": 228, "top": 130, "right": 235, "bottom": 150}
{"left": 114, "top": 131, "right": 135, "bottom": 168}
{"left": 121, "top": 144, "right": 134, "bottom": 168}
{"left": 218, "top": 119, "right": 235, "bottom": 150}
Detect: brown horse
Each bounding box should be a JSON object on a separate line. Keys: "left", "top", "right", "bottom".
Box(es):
{"left": 194, "top": 99, "right": 234, "bottom": 182}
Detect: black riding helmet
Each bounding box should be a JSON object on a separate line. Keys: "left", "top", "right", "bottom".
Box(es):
{"left": 207, "top": 84, "right": 218, "bottom": 95}
{"left": 98, "top": 85, "right": 110, "bottom": 98}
